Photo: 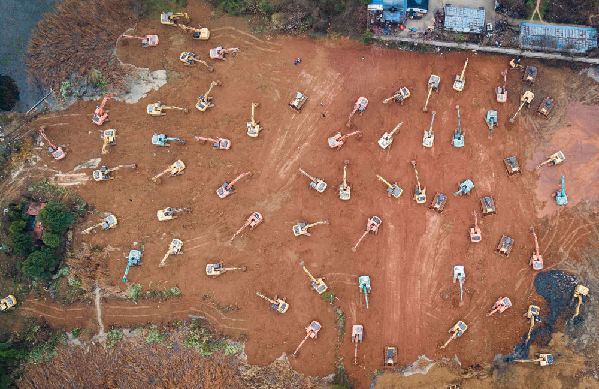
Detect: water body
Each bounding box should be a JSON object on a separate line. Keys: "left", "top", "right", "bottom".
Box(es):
{"left": 0, "top": 0, "right": 57, "bottom": 112}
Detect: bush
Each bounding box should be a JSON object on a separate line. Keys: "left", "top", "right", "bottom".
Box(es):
{"left": 258, "top": 0, "right": 273, "bottom": 15}
{"left": 144, "top": 328, "right": 164, "bottom": 343}
{"left": 21, "top": 248, "right": 59, "bottom": 280}
{"left": 9, "top": 230, "right": 33, "bottom": 258}
{"left": 42, "top": 232, "right": 61, "bottom": 248}
{"left": 107, "top": 328, "right": 123, "bottom": 348}
{"left": 128, "top": 283, "right": 142, "bottom": 302}
{"left": 60, "top": 81, "right": 72, "bottom": 99}
{"left": 360, "top": 29, "right": 373, "bottom": 45}
{"left": 38, "top": 201, "right": 74, "bottom": 234}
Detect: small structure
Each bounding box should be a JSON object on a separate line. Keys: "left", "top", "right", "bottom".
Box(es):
{"left": 443, "top": 5, "right": 485, "bottom": 34}
{"left": 520, "top": 23, "right": 598, "bottom": 54}
{"left": 368, "top": 0, "right": 408, "bottom": 28}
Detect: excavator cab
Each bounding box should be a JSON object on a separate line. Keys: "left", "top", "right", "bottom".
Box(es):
{"left": 122, "top": 249, "right": 142, "bottom": 283}
{"left": 430, "top": 193, "right": 447, "bottom": 213}
{"left": 160, "top": 12, "right": 189, "bottom": 25}
{"left": 536, "top": 353, "right": 554, "bottom": 366}
{"left": 496, "top": 235, "right": 514, "bottom": 257}
{"left": 383, "top": 346, "right": 398, "bottom": 367}
{"left": 523, "top": 66, "right": 537, "bottom": 84}
{"left": 289, "top": 91, "right": 308, "bottom": 111}
{"left": 480, "top": 196, "right": 496, "bottom": 216}
{"left": 504, "top": 156, "right": 521, "bottom": 176}
{"left": 339, "top": 161, "right": 351, "bottom": 200}
{"left": 537, "top": 97, "right": 554, "bottom": 119}
{"left": 383, "top": 87, "right": 410, "bottom": 104}
{"left": 0, "top": 295, "right": 17, "bottom": 311}
{"left": 487, "top": 297, "right": 512, "bottom": 316}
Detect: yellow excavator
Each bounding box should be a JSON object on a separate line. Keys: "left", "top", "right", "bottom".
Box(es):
{"left": 159, "top": 239, "right": 183, "bottom": 267}
{"left": 300, "top": 261, "right": 328, "bottom": 294}
{"left": 524, "top": 305, "right": 540, "bottom": 342}
{"left": 152, "top": 160, "right": 186, "bottom": 183}
{"left": 81, "top": 214, "right": 117, "bottom": 234}
{"left": 292, "top": 220, "right": 328, "bottom": 237}
{"left": 452, "top": 58, "right": 469, "bottom": 92}
{"left": 0, "top": 295, "right": 17, "bottom": 311}
{"left": 160, "top": 12, "right": 189, "bottom": 25}
{"left": 206, "top": 263, "right": 246, "bottom": 277}
{"left": 423, "top": 74, "right": 440, "bottom": 112}
{"left": 92, "top": 164, "right": 136, "bottom": 181}
{"left": 536, "top": 151, "right": 565, "bottom": 170}
{"left": 177, "top": 24, "right": 210, "bottom": 40}
{"left": 179, "top": 52, "right": 213, "bottom": 71}
{"left": 146, "top": 101, "right": 188, "bottom": 116}
{"left": 382, "top": 87, "right": 410, "bottom": 104}
{"left": 410, "top": 160, "right": 426, "bottom": 204}
{"left": 571, "top": 284, "right": 589, "bottom": 320}
{"left": 196, "top": 80, "right": 221, "bottom": 112}
{"left": 339, "top": 161, "right": 351, "bottom": 200}
{"left": 256, "top": 291, "right": 289, "bottom": 313}
{"left": 247, "top": 103, "right": 261, "bottom": 137}
{"left": 101, "top": 129, "right": 116, "bottom": 154}
{"left": 440, "top": 321, "right": 467, "bottom": 349}
{"left": 509, "top": 91, "right": 534, "bottom": 123}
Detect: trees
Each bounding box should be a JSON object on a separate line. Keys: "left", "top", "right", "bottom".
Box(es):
{"left": 41, "top": 232, "right": 61, "bottom": 248}
{"left": 38, "top": 201, "right": 74, "bottom": 234}
{"left": 21, "top": 248, "right": 59, "bottom": 280}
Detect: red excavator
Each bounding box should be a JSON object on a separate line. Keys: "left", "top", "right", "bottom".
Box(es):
{"left": 38, "top": 126, "right": 66, "bottom": 160}
{"left": 92, "top": 94, "right": 116, "bottom": 125}
{"left": 352, "top": 216, "right": 382, "bottom": 252}
{"left": 529, "top": 227, "right": 544, "bottom": 270}
{"left": 346, "top": 97, "right": 368, "bottom": 127}
{"left": 195, "top": 136, "right": 231, "bottom": 150}
{"left": 496, "top": 70, "right": 507, "bottom": 103}
{"left": 328, "top": 130, "right": 361, "bottom": 150}
{"left": 292, "top": 321, "right": 321, "bottom": 357}
{"left": 121, "top": 33, "right": 159, "bottom": 47}
{"left": 216, "top": 172, "right": 251, "bottom": 198}
{"left": 352, "top": 325, "right": 363, "bottom": 365}
{"left": 230, "top": 212, "right": 263, "bottom": 241}
{"left": 487, "top": 297, "right": 512, "bottom": 316}
{"left": 210, "top": 46, "right": 239, "bottom": 60}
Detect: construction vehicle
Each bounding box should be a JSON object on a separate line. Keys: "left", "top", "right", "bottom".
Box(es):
{"left": 300, "top": 261, "right": 327, "bottom": 294}
{"left": 196, "top": 80, "right": 222, "bottom": 112}
{"left": 358, "top": 276, "right": 371, "bottom": 309}
{"left": 157, "top": 207, "right": 192, "bottom": 221}
{"left": 339, "top": 161, "right": 351, "bottom": 200}
{"left": 195, "top": 136, "right": 231, "bottom": 150}
{"left": 177, "top": 24, "right": 210, "bottom": 40}
{"left": 487, "top": 297, "right": 512, "bottom": 316}
{"left": 529, "top": 227, "right": 544, "bottom": 270}
{"left": 452, "top": 58, "right": 469, "bottom": 92}
{"left": 152, "top": 133, "right": 185, "bottom": 147}
{"left": 453, "top": 105, "right": 464, "bottom": 148}
{"left": 537, "top": 96, "right": 554, "bottom": 119}
{"left": 247, "top": 103, "right": 261, "bottom": 137}
{"left": 293, "top": 220, "right": 328, "bottom": 237}
{"left": 515, "top": 353, "right": 554, "bottom": 366}
{"left": 377, "top": 122, "right": 402, "bottom": 149}
{"left": 382, "top": 87, "right": 410, "bottom": 104}
{"left": 121, "top": 33, "right": 159, "bottom": 47}
{"left": 571, "top": 284, "right": 589, "bottom": 320}
{"left": 159, "top": 239, "right": 183, "bottom": 267}
{"left": 470, "top": 211, "right": 481, "bottom": 242}
{"left": 383, "top": 346, "right": 398, "bottom": 367}
{"left": 0, "top": 295, "right": 16, "bottom": 312}
{"left": 160, "top": 12, "right": 189, "bottom": 25}
{"left": 298, "top": 168, "right": 327, "bottom": 193}
{"left": 328, "top": 130, "right": 361, "bottom": 150}
{"left": 536, "top": 151, "right": 565, "bottom": 170}
{"left": 152, "top": 160, "right": 185, "bottom": 183}
{"left": 101, "top": 129, "right": 116, "bottom": 154}
{"left": 454, "top": 179, "right": 474, "bottom": 196}
{"left": 289, "top": 91, "right": 308, "bottom": 111}
{"left": 430, "top": 193, "right": 447, "bottom": 213}
{"left": 210, "top": 46, "right": 239, "bottom": 60}
{"left": 217, "top": 172, "right": 251, "bottom": 198}
{"left": 440, "top": 321, "right": 467, "bottom": 349}
{"left": 92, "top": 94, "right": 115, "bottom": 125}
{"left": 230, "top": 212, "right": 263, "bottom": 241}
{"left": 206, "top": 263, "right": 247, "bottom": 277}
{"left": 410, "top": 161, "right": 426, "bottom": 204}
{"left": 453, "top": 265, "right": 466, "bottom": 305}
{"left": 480, "top": 196, "right": 496, "bottom": 216}
{"left": 256, "top": 291, "right": 289, "bottom": 313}
{"left": 523, "top": 66, "right": 537, "bottom": 84}
{"left": 81, "top": 214, "right": 117, "bottom": 234}
{"left": 509, "top": 57, "right": 523, "bottom": 70}
{"left": 509, "top": 91, "right": 534, "bottom": 123}
{"left": 376, "top": 174, "right": 403, "bottom": 198}
{"left": 486, "top": 110, "right": 498, "bottom": 135}
{"left": 422, "top": 75, "right": 440, "bottom": 112}
{"left": 554, "top": 174, "right": 568, "bottom": 206}
{"left": 292, "top": 321, "right": 321, "bottom": 356}
{"left": 496, "top": 235, "right": 514, "bottom": 257}
{"left": 92, "top": 164, "right": 136, "bottom": 181}
{"left": 497, "top": 70, "right": 507, "bottom": 103}
{"left": 122, "top": 249, "right": 141, "bottom": 283}
{"left": 38, "top": 126, "right": 65, "bottom": 160}
{"left": 146, "top": 101, "right": 188, "bottom": 116}
{"left": 346, "top": 97, "right": 368, "bottom": 127}
{"left": 352, "top": 324, "right": 363, "bottom": 365}
{"left": 179, "top": 52, "right": 213, "bottom": 71}
{"left": 422, "top": 111, "right": 436, "bottom": 148}
{"left": 352, "top": 217, "right": 381, "bottom": 252}
{"left": 524, "top": 305, "right": 540, "bottom": 341}
{"left": 504, "top": 156, "right": 521, "bottom": 176}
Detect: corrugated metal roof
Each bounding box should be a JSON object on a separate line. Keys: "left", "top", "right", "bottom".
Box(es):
{"left": 520, "top": 23, "right": 598, "bottom": 54}
{"left": 443, "top": 5, "right": 485, "bottom": 34}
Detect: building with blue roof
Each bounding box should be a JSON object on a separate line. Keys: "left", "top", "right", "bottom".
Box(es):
{"left": 368, "top": 0, "right": 428, "bottom": 28}
{"left": 443, "top": 5, "right": 485, "bottom": 34}
{"left": 520, "top": 23, "right": 598, "bottom": 54}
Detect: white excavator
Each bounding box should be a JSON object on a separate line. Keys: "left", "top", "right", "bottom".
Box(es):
{"left": 422, "top": 111, "right": 436, "bottom": 148}
{"left": 157, "top": 207, "right": 192, "bottom": 221}
{"left": 196, "top": 80, "right": 222, "bottom": 112}
{"left": 410, "top": 160, "right": 426, "bottom": 204}
{"left": 92, "top": 164, "right": 136, "bottom": 181}
{"left": 159, "top": 239, "right": 183, "bottom": 267}
{"left": 339, "top": 161, "right": 351, "bottom": 200}
{"left": 81, "top": 214, "right": 117, "bottom": 234}
{"left": 206, "top": 263, "right": 246, "bottom": 277}
{"left": 152, "top": 160, "right": 186, "bottom": 183}
{"left": 247, "top": 103, "right": 261, "bottom": 137}
{"left": 423, "top": 75, "right": 440, "bottom": 112}
{"left": 292, "top": 220, "right": 328, "bottom": 237}
{"left": 146, "top": 101, "right": 188, "bottom": 116}
{"left": 377, "top": 122, "right": 402, "bottom": 149}
{"left": 509, "top": 91, "right": 534, "bottom": 123}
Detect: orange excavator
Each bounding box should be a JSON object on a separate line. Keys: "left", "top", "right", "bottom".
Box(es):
{"left": 195, "top": 135, "right": 230, "bottom": 150}
{"left": 529, "top": 227, "right": 544, "bottom": 270}
{"left": 230, "top": 212, "right": 263, "bottom": 241}
{"left": 352, "top": 325, "right": 363, "bottom": 365}
{"left": 352, "top": 216, "right": 382, "bottom": 252}
{"left": 121, "top": 33, "right": 159, "bottom": 47}
{"left": 346, "top": 97, "right": 368, "bottom": 127}
{"left": 496, "top": 70, "right": 507, "bottom": 103}
{"left": 487, "top": 297, "right": 512, "bottom": 316}
{"left": 292, "top": 321, "right": 321, "bottom": 357}
{"left": 177, "top": 24, "right": 210, "bottom": 40}
{"left": 216, "top": 171, "right": 251, "bottom": 198}
{"left": 470, "top": 211, "right": 481, "bottom": 242}
{"left": 210, "top": 46, "right": 239, "bottom": 60}
{"left": 38, "top": 126, "right": 66, "bottom": 160}
{"left": 92, "top": 94, "right": 116, "bottom": 125}
{"left": 328, "top": 130, "right": 361, "bottom": 150}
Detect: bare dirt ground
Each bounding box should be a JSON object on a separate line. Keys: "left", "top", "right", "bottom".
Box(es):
{"left": 15, "top": 2, "right": 599, "bottom": 387}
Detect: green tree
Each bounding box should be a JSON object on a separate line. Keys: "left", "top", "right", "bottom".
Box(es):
{"left": 21, "top": 248, "right": 59, "bottom": 280}
{"left": 8, "top": 225, "right": 33, "bottom": 258}
{"left": 360, "top": 29, "right": 373, "bottom": 45}
{"left": 38, "top": 201, "right": 74, "bottom": 234}
{"left": 42, "top": 232, "right": 61, "bottom": 248}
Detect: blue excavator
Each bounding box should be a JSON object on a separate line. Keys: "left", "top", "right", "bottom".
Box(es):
{"left": 123, "top": 249, "right": 142, "bottom": 283}
{"left": 453, "top": 105, "right": 464, "bottom": 148}
{"left": 152, "top": 134, "right": 185, "bottom": 147}
{"left": 555, "top": 174, "right": 568, "bottom": 206}
{"left": 358, "top": 276, "right": 371, "bottom": 309}
{"left": 454, "top": 179, "right": 474, "bottom": 196}
{"left": 453, "top": 266, "right": 466, "bottom": 306}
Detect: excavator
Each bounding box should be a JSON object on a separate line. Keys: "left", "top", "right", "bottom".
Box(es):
{"left": 382, "top": 87, "right": 410, "bottom": 104}
{"left": 509, "top": 91, "right": 534, "bottom": 123}
{"left": 384, "top": 346, "right": 398, "bottom": 367}
{"left": 453, "top": 265, "right": 466, "bottom": 306}
{"left": 256, "top": 291, "right": 289, "bottom": 313}
{"left": 159, "top": 239, "right": 183, "bottom": 267}
{"left": 328, "top": 130, "right": 361, "bottom": 150}
{"left": 289, "top": 91, "right": 308, "bottom": 111}
{"left": 196, "top": 80, "right": 221, "bottom": 112}
{"left": 300, "top": 261, "right": 328, "bottom": 294}
{"left": 293, "top": 220, "right": 328, "bottom": 237}
{"left": 217, "top": 172, "right": 251, "bottom": 198}
{"left": 453, "top": 105, "right": 464, "bottom": 148}
{"left": 122, "top": 249, "right": 142, "bottom": 283}
{"left": 411, "top": 160, "right": 426, "bottom": 204}
{"left": 92, "top": 94, "right": 116, "bottom": 125}
{"left": 537, "top": 96, "right": 554, "bottom": 119}
{"left": 195, "top": 135, "right": 231, "bottom": 150}
{"left": 177, "top": 24, "right": 210, "bottom": 40}
{"left": 346, "top": 97, "right": 368, "bottom": 128}
{"left": 422, "top": 111, "right": 436, "bottom": 148}
{"left": 470, "top": 211, "right": 481, "bottom": 242}
{"left": 81, "top": 214, "right": 117, "bottom": 234}
{"left": 524, "top": 305, "right": 540, "bottom": 342}
{"left": 440, "top": 321, "right": 467, "bottom": 349}
{"left": 157, "top": 207, "right": 192, "bottom": 221}
{"left": 247, "top": 103, "right": 261, "bottom": 137}
{"left": 480, "top": 196, "right": 496, "bottom": 216}
{"left": 230, "top": 212, "right": 263, "bottom": 241}
{"left": 292, "top": 321, "right": 321, "bottom": 356}
{"left": 92, "top": 164, "right": 136, "bottom": 181}
{"left": 571, "top": 284, "right": 589, "bottom": 320}
{"left": 422, "top": 74, "right": 440, "bottom": 112}
{"left": 536, "top": 151, "right": 565, "bottom": 169}
{"left": 101, "top": 129, "right": 116, "bottom": 154}
{"left": 152, "top": 160, "right": 185, "bottom": 183}
{"left": 376, "top": 174, "right": 403, "bottom": 198}
{"left": 38, "top": 126, "right": 66, "bottom": 160}
{"left": 339, "top": 161, "right": 351, "bottom": 200}
{"left": 430, "top": 193, "right": 447, "bottom": 213}
{"left": 452, "top": 58, "right": 469, "bottom": 92}
{"left": 496, "top": 70, "right": 507, "bottom": 103}
{"left": 298, "top": 168, "right": 327, "bottom": 193}
{"left": 160, "top": 12, "right": 189, "bottom": 25}
{"left": 146, "top": 101, "right": 188, "bottom": 116}
{"left": 352, "top": 324, "right": 363, "bottom": 365}
{"left": 487, "top": 297, "right": 512, "bottom": 316}
{"left": 352, "top": 217, "right": 381, "bottom": 252}
{"left": 454, "top": 179, "right": 474, "bottom": 196}
{"left": 0, "top": 295, "right": 17, "bottom": 312}
{"left": 377, "top": 122, "right": 402, "bottom": 149}
{"left": 121, "top": 33, "right": 159, "bottom": 47}
{"left": 486, "top": 110, "right": 498, "bottom": 135}
{"left": 179, "top": 52, "right": 214, "bottom": 71}
{"left": 523, "top": 66, "right": 537, "bottom": 84}
{"left": 359, "top": 276, "right": 371, "bottom": 309}
{"left": 206, "top": 263, "right": 247, "bottom": 277}
{"left": 554, "top": 174, "right": 568, "bottom": 206}
{"left": 210, "top": 46, "right": 239, "bottom": 60}
{"left": 152, "top": 133, "right": 185, "bottom": 147}
{"left": 496, "top": 235, "right": 514, "bottom": 257}
{"left": 515, "top": 353, "right": 554, "bottom": 366}
{"left": 509, "top": 57, "right": 523, "bottom": 70}
{"left": 504, "top": 156, "right": 521, "bottom": 176}
{"left": 529, "top": 227, "right": 544, "bottom": 270}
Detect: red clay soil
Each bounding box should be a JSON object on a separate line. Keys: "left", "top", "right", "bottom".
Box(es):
{"left": 20, "top": 2, "right": 572, "bottom": 387}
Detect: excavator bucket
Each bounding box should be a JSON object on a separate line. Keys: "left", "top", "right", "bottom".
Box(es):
{"left": 504, "top": 156, "right": 521, "bottom": 176}
{"left": 383, "top": 346, "right": 398, "bottom": 367}
{"left": 496, "top": 235, "right": 514, "bottom": 257}
{"left": 430, "top": 193, "right": 447, "bottom": 213}
{"left": 480, "top": 196, "right": 496, "bottom": 216}
{"left": 289, "top": 91, "right": 308, "bottom": 111}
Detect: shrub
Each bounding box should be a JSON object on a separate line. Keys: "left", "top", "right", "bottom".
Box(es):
{"left": 60, "top": 81, "right": 72, "bottom": 99}
{"left": 360, "top": 29, "right": 373, "bottom": 45}
{"left": 144, "top": 328, "right": 164, "bottom": 343}
{"left": 38, "top": 201, "right": 74, "bottom": 234}
{"left": 128, "top": 283, "right": 142, "bottom": 302}
{"left": 21, "top": 248, "right": 59, "bottom": 280}
{"left": 42, "top": 232, "right": 61, "bottom": 248}
{"left": 258, "top": 0, "right": 273, "bottom": 15}
{"left": 107, "top": 328, "right": 123, "bottom": 348}
{"left": 9, "top": 231, "right": 33, "bottom": 258}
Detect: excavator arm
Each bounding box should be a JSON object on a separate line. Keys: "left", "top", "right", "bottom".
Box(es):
{"left": 376, "top": 175, "right": 393, "bottom": 190}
